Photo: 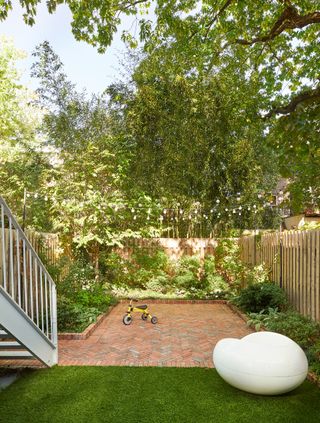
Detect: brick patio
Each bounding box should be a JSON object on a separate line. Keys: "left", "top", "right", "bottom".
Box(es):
{"left": 58, "top": 302, "right": 253, "bottom": 367}
{"left": 0, "top": 302, "right": 253, "bottom": 368}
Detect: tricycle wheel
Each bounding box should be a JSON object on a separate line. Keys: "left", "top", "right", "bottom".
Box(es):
{"left": 151, "top": 316, "right": 158, "bottom": 324}
{"left": 123, "top": 315, "right": 132, "bottom": 325}
{"left": 141, "top": 313, "right": 148, "bottom": 321}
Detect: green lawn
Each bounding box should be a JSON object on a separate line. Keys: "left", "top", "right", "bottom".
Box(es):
{"left": 1, "top": 367, "right": 320, "bottom": 423}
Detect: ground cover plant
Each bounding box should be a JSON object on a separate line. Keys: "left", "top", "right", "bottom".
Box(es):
{"left": 56, "top": 260, "right": 117, "bottom": 332}
{"left": 1, "top": 367, "right": 320, "bottom": 423}
{"left": 246, "top": 307, "right": 320, "bottom": 377}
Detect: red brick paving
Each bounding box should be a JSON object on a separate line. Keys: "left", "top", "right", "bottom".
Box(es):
{"left": 58, "top": 303, "right": 252, "bottom": 367}
{"left": 0, "top": 303, "right": 253, "bottom": 368}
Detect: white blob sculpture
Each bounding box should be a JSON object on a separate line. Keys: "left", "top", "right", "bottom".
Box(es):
{"left": 213, "top": 332, "right": 308, "bottom": 395}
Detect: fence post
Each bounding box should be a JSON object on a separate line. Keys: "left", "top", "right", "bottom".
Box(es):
{"left": 279, "top": 235, "right": 283, "bottom": 289}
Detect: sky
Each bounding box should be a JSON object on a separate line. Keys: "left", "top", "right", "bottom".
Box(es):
{"left": 0, "top": 1, "right": 143, "bottom": 94}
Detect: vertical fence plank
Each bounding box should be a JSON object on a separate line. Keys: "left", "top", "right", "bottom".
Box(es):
{"left": 316, "top": 231, "right": 320, "bottom": 321}
{"left": 239, "top": 229, "right": 320, "bottom": 318}
{"left": 310, "top": 231, "right": 316, "bottom": 320}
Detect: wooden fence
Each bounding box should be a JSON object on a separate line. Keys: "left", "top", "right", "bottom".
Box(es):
{"left": 0, "top": 229, "right": 59, "bottom": 268}
{"left": 115, "top": 238, "right": 217, "bottom": 260}
{"left": 239, "top": 230, "right": 320, "bottom": 321}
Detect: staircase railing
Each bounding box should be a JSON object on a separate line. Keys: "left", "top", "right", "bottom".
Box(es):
{"left": 0, "top": 196, "right": 57, "bottom": 348}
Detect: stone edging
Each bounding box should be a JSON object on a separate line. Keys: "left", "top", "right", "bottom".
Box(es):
{"left": 58, "top": 304, "right": 117, "bottom": 340}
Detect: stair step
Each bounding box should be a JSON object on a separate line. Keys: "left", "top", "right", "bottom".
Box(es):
{"left": 0, "top": 351, "right": 33, "bottom": 360}
{"left": 0, "top": 341, "right": 24, "bottom": 350}
{"left": 0, "top": 330, "right": 14, "bottom": 340}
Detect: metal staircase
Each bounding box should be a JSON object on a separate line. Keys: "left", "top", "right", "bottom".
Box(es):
{"left": 0, "top": 196, "right": 58, "bottom": 367}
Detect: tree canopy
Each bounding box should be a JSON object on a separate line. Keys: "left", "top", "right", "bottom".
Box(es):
{"left": 1, "top": 2, "right": 319, "bottom": 232}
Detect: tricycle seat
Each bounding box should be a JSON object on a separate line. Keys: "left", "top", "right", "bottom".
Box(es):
{"left": 136, "top": 304, "right": 148, "bottom": 310}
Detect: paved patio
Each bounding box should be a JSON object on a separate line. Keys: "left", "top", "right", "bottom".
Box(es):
{"left": 58, "top": 302, "right": 253, "bottom": 367}
{"left": 0, "top": 302, "right": 253, "bottom": 368}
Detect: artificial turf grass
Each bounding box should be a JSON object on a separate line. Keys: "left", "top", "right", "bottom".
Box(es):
{"left": 0, "top": 367, "right": 319, "bottom": 423}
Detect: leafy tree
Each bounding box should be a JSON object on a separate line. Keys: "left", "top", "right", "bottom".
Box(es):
{"left": 109, "top": 49, "right": 280, "bottom": 231}
{"left": 4, "top": 1, "right": 319, "bottom": 108}
{"left": 31, "top": 42, "right": 162, "bottom": 275}
{"left": 0, "top": 36, "right": 50, "bottom": 229}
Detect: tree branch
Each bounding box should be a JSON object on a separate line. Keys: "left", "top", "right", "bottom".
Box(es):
{"left": 205, "top": 0, "right": 234, "bottom": 31}
{"left": 264, "top": 86, "right": 320, "bottom": 118}
{"left": 236, "top": 6, "right": 320, "bottom": 46}
{"left": 189, "top": 0, "right": 234, "bottom": 40}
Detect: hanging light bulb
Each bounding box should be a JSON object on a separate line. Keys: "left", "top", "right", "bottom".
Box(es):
{"left": 131, "top": 208, "right": 135, "bottom": 213}
{"left": 225, "top": 208, "right": 228, "bottom": 211}
{"left": 210, "top": 208, "right": 214, "bottom": 213}
{"left": 233, "top": 209, "right": 236, "bottom": 214}
{"left": 133, "top": 215, "right": 137, "bottom": 220}
{"left": 253, "top": 204, "right": 257, "bottom": 209}
{"left": 216, "top": 199, "right": 220, "bottom": 204}
{"left": 180, "top": 209, "right": 183, "bottom": 214}
{"left": 163, "top": 209, "right": 167, "bottom": 214}
{"left": 239, "top": 212, "right": 242, "bottom": 216}
{"left": 247, "top": 206, "right": 251, "bottom": 211}
{"left": 239, "top": 206, "right": 242, "bottom": 210}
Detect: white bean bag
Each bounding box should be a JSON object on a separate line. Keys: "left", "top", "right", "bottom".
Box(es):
{"left": 213, "top": 332, "right": 308, "bottom": 395}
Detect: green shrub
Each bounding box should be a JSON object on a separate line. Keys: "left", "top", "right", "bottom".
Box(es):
{"left": 203, "top": 255, "right": 216, "bottom": 275}
{"left": 145, "top": 273, "right": 170, "bottom": 293}
{"left": 57, "top": 259, "right": 96, "bottom": 299}
{"left": 132, "top": 248, "right": 171, "bottom": 273}
{"left": 265, "top": 311, "right": 320, "bottom": 349}
{"left": 245, "top": 264, "right": 270, "bottom": 285}
{"left": 173, "top": 271, "right": 198, "bottom": 290}
{"left": 206, "top": 274, "right": 230, "bottom": 296}
{"left": 104, "top": 252, "right": 136, "bottom": 287}
{"left": 176, "top": 255, "right": 201, "bottom": 277}
{"left": 134, "top": 268, "right": 154, "bottom": 288}
{"left": 234, "top": 282, "right": 288, "bottom": 313}
{"left": 214, "top": 239, "right": 244, "bottom": 288}
{"left": 57, "top": 296, "right": 100, "bottom": 332}
{"left": 76, "top": 285, "right": 116, "bottom": 311}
